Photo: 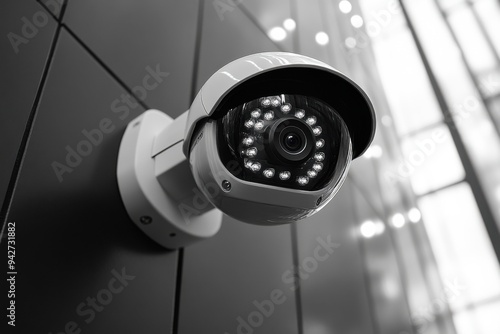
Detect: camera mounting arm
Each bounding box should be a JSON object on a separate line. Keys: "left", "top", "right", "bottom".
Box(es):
{"left": 117, "top": 109, "right": 222, "bottom": 249}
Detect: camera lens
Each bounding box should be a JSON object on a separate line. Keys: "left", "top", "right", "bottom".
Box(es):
{"left": 282, "top": 129, "right": 305, "bottom": 154}
{"left": 268, "top": 118, "right": 314, "bottom": 164}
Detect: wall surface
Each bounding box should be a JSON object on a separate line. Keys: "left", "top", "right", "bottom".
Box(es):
{"left": 0, "top": 1, "right": 450, "bottom": 334}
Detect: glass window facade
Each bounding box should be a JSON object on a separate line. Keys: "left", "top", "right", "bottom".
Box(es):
{"left": 358, "top": 0, "right": 500, "bottom": 332}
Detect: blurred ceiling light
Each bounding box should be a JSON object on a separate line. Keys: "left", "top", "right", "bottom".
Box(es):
{"left": 364, "top": 144, "right": 383, "bottom": 159}
{"left": 381, "top": 115, "right": 393, "bottom": 127}
{"left": 315, "top": 31, "right": 330, "bottom": 45}
{"left": 391, "top": 213, "right": 406, "bottom": 228}
{"left": 360, "top": 220, "right": 377, "bottom": 238}
{"left": 374, "top": 220, "right": 386, "bottom": 235}
{"left": 361, "top": 220, "right": 386, "bottom": 238}
{"left": 268, "top": 27, "right": 287, "bottom": 41}
{"left": 283, "top": 18, "right": 296, "bottom": 31}
{"left": 371, "top": 145, "right": 383, "bottom": 158}
{"left": 339, "top": 0, "right": 352, "bottom": 14}
{"left": 351, "top": 15, "right": 364, "bottom": 28}
{"left": 408, "top": 207, "right": 422, "bottom": 223}
{"left": 345, "top": 37, "right": 357, "bottom": 48}
{"left": 381, "top": 277, "right": 400, "bottom": 299}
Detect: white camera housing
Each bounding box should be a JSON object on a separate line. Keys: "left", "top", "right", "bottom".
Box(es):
{"left": 117, "top": 52, "right": 375, "bottom": 249}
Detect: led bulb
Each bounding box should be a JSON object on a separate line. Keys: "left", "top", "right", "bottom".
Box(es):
{"left": 279, "top": 171, "right": 291, "bottom": 180}
{"left": 242, "top": 137, "right": 255, "bottom": 146}
{"left": 250, "top": 162, "right": 261, "bottom": 172}
{"left": 297, "top": 176, "right": 309, "bottom": 186}
{"left": 261, "top": 98, "right": 271, "bottom": 107}
{"left": 270, "top": 97, "right": 281, "bottom": 107}
{"left": 316, "top": 139, "right": 325, "bottom": 148}
{"left": 251, "top": 109, "right": 262, "bottom": 118}
{"left": 295, "top": 109, "right": 305, "bottom": 119}
{"left": 312, "top": 163, "right": 323, "bottom": 172}
{"left": 281, "top": 103, "right": 292, "bottom": 113}
{"left": 244, "top": 119, "right": 255, "bottom": 129}
{"left": 314, "top": 152, "right": 325, "bottom": 162}
{"left": 264, "top": 111, "right": 274, "bottom": 121}
{"left": 254, "top": 120, "right": 264, "bottom": 131}
{"left": 306, "top": 116, "right": 317, "bottom": 126}
{"left": 313, "top": 126, "right": 322, "bottom": 136}
{"left": 263, "top": 168, "right": 275, "bottom": 178}
{"left": 246, "top": 147, "right": 258, "bottom": 157}
{"left": 307, "top": 170, "right": 318, "bottom": 178}
{"left": 244, "top": 159, "right": 254, "bottom": 169}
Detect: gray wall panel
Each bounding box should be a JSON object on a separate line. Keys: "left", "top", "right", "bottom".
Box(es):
{"left": 4, "top": 30, "right": 177, "bottom": 333}
{"left": 0, "top": 1, "right": 56, "bottom": 213}
{"left": 180, "top": 218, "right": 298, "bottom": 334}
{"left": 64, "top": 0, "right": 199, "bottom": 117}
{"left": 39, "top": 0, "right": 66, "bottom": 19}
{"left": 296, "top": 180, "right": 377, "bottom": 334}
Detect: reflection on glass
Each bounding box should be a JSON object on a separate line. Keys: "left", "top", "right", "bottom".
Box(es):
{"left": 390, "top": 213, "right": 406, "bottom": 228}
{"left": 315, "top": 31, "right": 329, "bottom": 45}
{"left": 401, "top": 125, "right": 465, "bottom": 195}
{"left": 363, "top": 144, "right": 383, "bottom": 159}
{"left": 473, "top": 0, "right": 500, "bottom": 56}
{"left": 453, "top": 299, "right": 500, "bottom": 334}
{"left": 371, "top": 27, "right": 442, "bottom": 135}
{"left": 357, "top": 0, "right": 500, "bottom": 332}
{"left": 473, "top": 300, "right": 500, "bottom": 333}
{"left": 350, "top": 14, "right": 364, "bottom": 28}
{"left": 339, "top": 0, "right": 353, "bottom": 14}
{"left": 419, "top": 182, "right": 500, "bottom": 311}
{"left": 283, "top": 18, "right": 296, "bottom": 31}
{"left": 360, "top": 219, "right": 385, "bottom": 238}
{"left": 408, "top": 207, "right": 422, "bottom": 223}
{"left": 477, "top": 68, "right": 500, "bottom": 98}
{"left": 489, "top": 94, "right": 500, "bottom": 126}
{"left": 453, "top": 311, "right": 480, "bottom": 333}
{"left": 405, "top": 0, "right": 500, "bottom": 230}
{"left": 438, "top": 0, "right": 466, "bottom": 11}
{"left": 448, "top": 4, "right": 497, "bottom": 75}
{"left": 267, "top": 26, "right": 287, "bottom": 41}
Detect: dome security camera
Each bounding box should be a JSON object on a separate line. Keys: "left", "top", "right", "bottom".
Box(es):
{"left": 117, "top": 52, "right": 375, "bottom": 249}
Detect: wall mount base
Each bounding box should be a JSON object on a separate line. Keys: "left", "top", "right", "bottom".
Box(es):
{"left": 117, "top": 110, "right": 222, "bottom": 249}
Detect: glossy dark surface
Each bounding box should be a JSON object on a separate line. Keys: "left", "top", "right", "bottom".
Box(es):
{"left": 0, "top": 0, "right": 56, "bottom": 214}
{"left": 3, "top": 28, "right": 179, "bottom": 332}
{"left": 64, "top": 0, "right": 199, "bottom": 117}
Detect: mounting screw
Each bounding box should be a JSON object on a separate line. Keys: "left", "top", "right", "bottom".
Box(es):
{"left": 222, "top": 180, "right": 232, "bottom": 192}
{"left": 140, "top": 216, "right": 153, "bottom": 224}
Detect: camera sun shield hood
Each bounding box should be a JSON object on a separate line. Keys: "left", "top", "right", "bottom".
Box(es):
{"left": 183, "top": 52, "right": 376, "bottom": 160}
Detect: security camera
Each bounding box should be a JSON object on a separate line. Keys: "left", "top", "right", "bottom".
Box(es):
{"left": 117, "top": 52, "right": 375, "bottom": 249}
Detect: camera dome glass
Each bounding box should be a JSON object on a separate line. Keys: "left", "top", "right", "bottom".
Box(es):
{"left": 217, "top": 94, "right": 351, "bottom": 191}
